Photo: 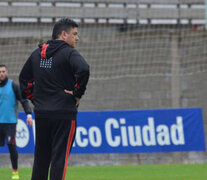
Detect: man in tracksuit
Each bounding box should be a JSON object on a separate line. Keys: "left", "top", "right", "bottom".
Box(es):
{"left": 19, "top": 18, "right": 90, "bottom": 180}
{"left": 0, "top": 64, "right": 33, "bottom": 180}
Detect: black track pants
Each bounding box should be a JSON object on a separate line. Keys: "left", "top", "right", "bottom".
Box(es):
{"left": 31, "top": 118, "right": 76, "bottom": 180}
{"left": 0, "top": 123, "right": 18, "bottom": 170}
{"left": 8, "top": 144, "right": 18, "bottom": 170}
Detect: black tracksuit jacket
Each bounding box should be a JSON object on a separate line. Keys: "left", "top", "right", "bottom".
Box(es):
{"left": 19, "top": 40, "right": 90, "bottom": 119}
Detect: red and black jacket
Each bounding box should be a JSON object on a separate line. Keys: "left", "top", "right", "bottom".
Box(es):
{"left": 19, "top": 40, "right": 89, "bottom": 119}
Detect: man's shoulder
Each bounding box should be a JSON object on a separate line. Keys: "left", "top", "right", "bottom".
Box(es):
{"left": 26, "top": 48, "right": 39, "bottom": 60}
{"left": 27, "top": 48, "right": 41, "bottom": 62}
{"left": 31, "top": 48, "right": 40, "bottom": 55}
{"left": 63, "top": 45, "right": 76, "bottom": 53}
{"left": 70, "top": 49, "right": 83, "bottom": 57}
{"left": 60, "top": 46, "right": 81, "bottom": 59}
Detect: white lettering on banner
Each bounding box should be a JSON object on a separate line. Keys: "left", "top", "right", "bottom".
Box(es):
{"left": 142, "top": 117, "right": 156, "bottom": 146}
{"left": 128, "top": 126, "right": 142, "bottom": 146}
{"left": 105, "top": 118, "right": 121, "bottom": 147}
{"left": 75, "top": 126, "right": 102, "bottom": 147}
{"left": 105, "top": 116, "right": 185, "bottom": 147}
{"left": 171, "top": 116, "right": 185, "bottom": 145}
{"left": 156, "top": 125, "right": 170, "bottom": 145}
{"left": 22, "top": 115, "right": 186, "bottom": 150}
{"left": 120, "top": 118, "right": 128, "bottom": 146}
{"left": 76, "top": 127, "right": 88, "bottom": 147}
{"left": 89, "top": 127, "right": 102, "bottom": 147}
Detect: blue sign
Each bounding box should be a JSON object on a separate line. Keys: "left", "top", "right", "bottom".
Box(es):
{"left": 0, "top": 108, "right": 205, "bottom": 154}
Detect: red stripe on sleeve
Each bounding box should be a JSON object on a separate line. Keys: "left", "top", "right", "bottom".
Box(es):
{"left": 27, "top": 82, "right": 33, "bottom": 88}
{"left": 25, "top": 79, "right": 34, "bottom": 100}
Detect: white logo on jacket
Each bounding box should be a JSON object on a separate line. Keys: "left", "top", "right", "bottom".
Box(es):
{"left": 40, "top": 57, "right": 53, "bottom": 68}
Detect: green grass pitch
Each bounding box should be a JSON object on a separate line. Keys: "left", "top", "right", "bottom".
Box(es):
{"left": 0, "top": 164, "right": 207, "bottom": 180}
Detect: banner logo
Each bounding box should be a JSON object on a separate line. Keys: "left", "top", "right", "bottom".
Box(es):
{"left": 16, "top": 119, "right": 30, "bottom": 148}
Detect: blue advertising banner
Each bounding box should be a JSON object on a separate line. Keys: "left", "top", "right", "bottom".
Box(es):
{"left": 0, "top": 108, "right": 205, "bottom": 154}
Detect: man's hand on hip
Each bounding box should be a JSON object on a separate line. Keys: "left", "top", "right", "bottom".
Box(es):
{"left": 64, "top": 90, "right": 80, "bottom": 106}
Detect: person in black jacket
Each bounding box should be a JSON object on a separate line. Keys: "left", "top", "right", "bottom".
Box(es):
{"left": 19, "top": 18, "right": 90, "bottom": 180}
{"left": 0, "top": 64, "right": 33, "bottom": 180}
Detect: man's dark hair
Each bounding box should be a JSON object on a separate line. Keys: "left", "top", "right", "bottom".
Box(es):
{"left": 0, "top": 64, "right": 7, "bottom": 69}
{"left": 52, "top": 18, "right": 78, "bottom": 40}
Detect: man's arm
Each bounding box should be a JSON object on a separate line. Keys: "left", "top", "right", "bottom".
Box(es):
{"left": 12, "top": 82, "right": 32, "bottom": 114}
{"left": 65, "top": 50, "right": 89, "bottom": 106}
{"left": 19, "top": 54, "right": 34, "bottom": 126}
{"left": 69, "top": 50, "right": 90, "bottom": 99}
{"left": 12, "top": 82, "right": 33, "bottom": 126}
{"left": 19, "top": 54, "right": 34, "bottom": 102}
